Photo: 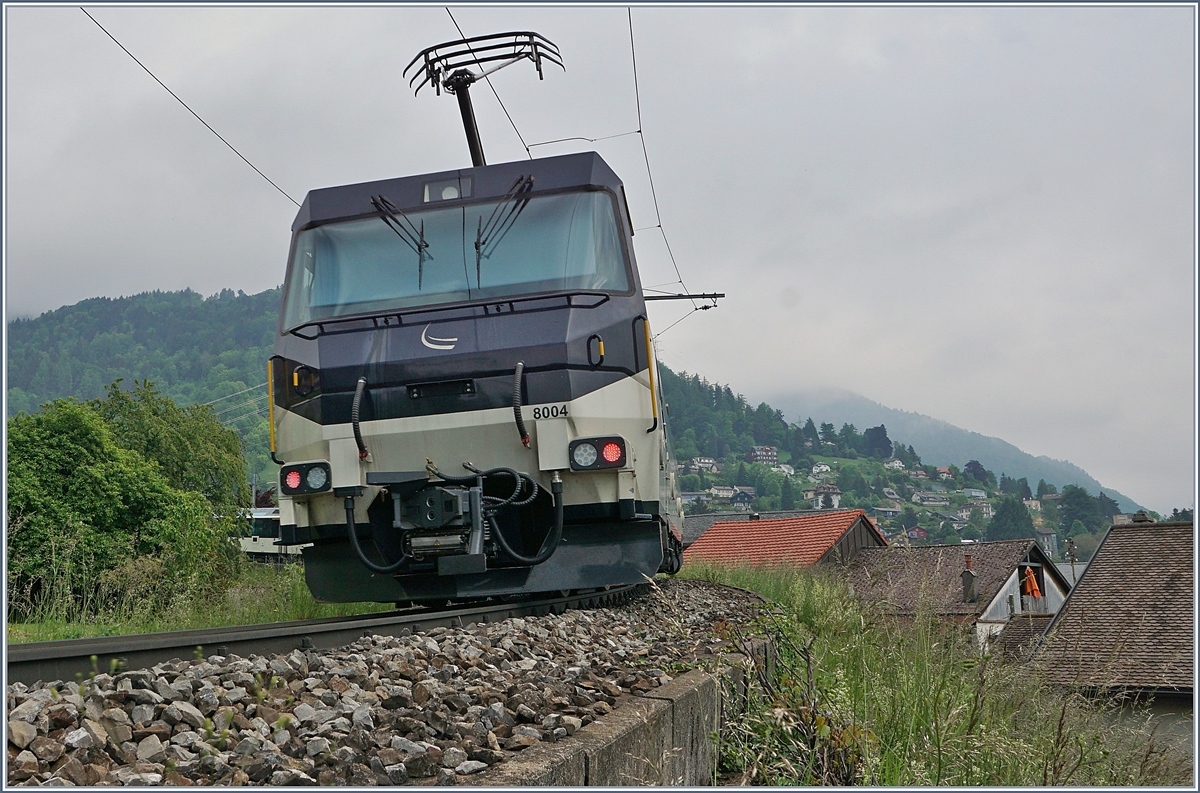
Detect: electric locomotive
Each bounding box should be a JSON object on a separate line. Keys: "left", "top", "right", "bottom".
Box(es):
{"left": 268, "top": 33, "right": 685, "bottom": 603}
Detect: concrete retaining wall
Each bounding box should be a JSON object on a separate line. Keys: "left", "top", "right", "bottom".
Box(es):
{"left": 476, "top": 639, "right": 775, "bottom": 786}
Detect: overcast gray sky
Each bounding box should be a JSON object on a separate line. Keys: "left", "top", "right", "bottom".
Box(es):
{"left": 4, "top": 4, "right": 1196, "bottom": 512}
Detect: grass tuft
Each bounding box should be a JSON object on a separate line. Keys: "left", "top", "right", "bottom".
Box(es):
{"left": 683, "top": 561, "right": 1192, "bottom": 786}
{"left": 7, "top": 561, "right": 388, "bottom": 643}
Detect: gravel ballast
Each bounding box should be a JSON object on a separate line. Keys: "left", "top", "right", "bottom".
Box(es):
{"left": 6, "top": 579, "right": 762, "bottom": 786}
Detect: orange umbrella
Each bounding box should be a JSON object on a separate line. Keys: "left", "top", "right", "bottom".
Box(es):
{"left": 1022, "top": 566, "right": 1042, "bottom": 598}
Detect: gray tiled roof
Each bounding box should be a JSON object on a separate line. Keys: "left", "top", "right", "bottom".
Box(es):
{"left": 1036, "top": 521, "right": 1193, "bottom": 693}
{"left": 842, "top": 540, "right": 1058, "bottom": 618}
{"left": 682, "top": 510, "right": 816, "bottom": 547}
{"left": 992, "top": 612, "right": 1055, "bottom": 661}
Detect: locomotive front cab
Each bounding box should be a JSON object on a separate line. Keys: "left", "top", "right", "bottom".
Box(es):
{"left": 270, "top": 152, "right": 677, "bottom": 603}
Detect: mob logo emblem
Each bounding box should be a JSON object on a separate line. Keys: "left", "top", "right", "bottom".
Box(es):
{"left": 421, "top": 325, "right": 458, "bottom": 351}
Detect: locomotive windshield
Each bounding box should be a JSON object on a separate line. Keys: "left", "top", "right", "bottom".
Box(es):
{"left": 281, "top": 189, "right": 630, "bottom": 329}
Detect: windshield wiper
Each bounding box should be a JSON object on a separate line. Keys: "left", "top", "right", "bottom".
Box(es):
{"left": 371, "top": 194, "right": 432, "bottom": 289}
{"left": 474, "top": 175, "right": 534, "bottom": 287}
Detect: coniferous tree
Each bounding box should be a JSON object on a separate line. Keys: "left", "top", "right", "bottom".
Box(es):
{"left": 987, "top": 495, "right": 1037, "bottom": 541}
{"left": 780, "top": 476, "right": 795, "bottom": 510}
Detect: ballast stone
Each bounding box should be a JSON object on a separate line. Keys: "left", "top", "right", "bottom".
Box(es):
{"left": 5, "top": 578, "right": 760, "bottom": 786}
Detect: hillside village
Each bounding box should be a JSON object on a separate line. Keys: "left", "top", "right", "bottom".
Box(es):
{"left": 675, "top": 441, "right": 1181, "bottom": 564}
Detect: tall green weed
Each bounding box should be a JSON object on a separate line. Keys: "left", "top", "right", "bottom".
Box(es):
{"left": 685, "top": 562, "right": 1192, "bottom": 786}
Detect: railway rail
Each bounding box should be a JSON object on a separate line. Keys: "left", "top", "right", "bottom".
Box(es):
{"left": 6, "top": 585, "right": 643, "bottom": 687}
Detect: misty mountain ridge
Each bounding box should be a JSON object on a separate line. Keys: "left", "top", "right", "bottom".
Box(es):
{"left": 6, "top": 287, "right": 1144, "bottom": 513}
{"left": 762, "top": 386, "right": 1144, "bottom": 514}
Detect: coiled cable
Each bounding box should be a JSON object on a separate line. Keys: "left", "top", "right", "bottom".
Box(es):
{"left": 427, "top": 463, "right": 562, "bottom": 566}
{"left": 512, "top": 362, "right": 530, "bottom": 448}
{"left": 352, "top": 377, "right": 368, "bottom": 459}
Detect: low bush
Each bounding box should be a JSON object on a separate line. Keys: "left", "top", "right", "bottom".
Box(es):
{"left": 6, "top": 396, "right": 243, "bottom": 622}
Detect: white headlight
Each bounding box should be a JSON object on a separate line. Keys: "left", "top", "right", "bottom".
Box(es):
{"left": 572, "top": 442, "right": 598, "bottom": 468}
{"left": 305, "top": 466, "right": 329, "bottom": 491}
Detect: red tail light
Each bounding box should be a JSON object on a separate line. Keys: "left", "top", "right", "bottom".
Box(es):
{"left": 568, "top": 436, "right": 627, "bottom": 471}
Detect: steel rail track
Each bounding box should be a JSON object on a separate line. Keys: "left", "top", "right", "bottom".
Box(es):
{"left": 6, "top": 586, "right": 644, "bottom": 687}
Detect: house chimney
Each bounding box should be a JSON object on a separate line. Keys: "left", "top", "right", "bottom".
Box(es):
{"left": 749, "top": 512, "right": 760, "bottom": 521}
{"left": 1132, "top": 511, "right": 1154, "bottom": 523}
{"left": 961, "top": 565, "right": 978, "bottom": 603}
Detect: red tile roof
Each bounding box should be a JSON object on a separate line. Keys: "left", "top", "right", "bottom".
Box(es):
{"left": 682, "top": 509, "right": 884, "bottom": 567}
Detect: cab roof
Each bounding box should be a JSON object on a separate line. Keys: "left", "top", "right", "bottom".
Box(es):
{"left": 292, "top": 151, "right": 626, "bottom": 232}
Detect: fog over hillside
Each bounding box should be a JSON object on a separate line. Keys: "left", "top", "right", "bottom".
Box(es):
{"left": 764, "top": 386, "right": 1145, "bottom": 514}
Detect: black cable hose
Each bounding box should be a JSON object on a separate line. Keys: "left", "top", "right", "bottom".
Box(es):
{"left": 344, "top": 496, "right": 408, "bottom": 574}
{"left": 487, "top": 478, "right": 563, "bottom": 566}
{"left": 352, "top": 377, "right": 368, "bottom": 459}
{"left": 435, "top": 463, "right": 559, "bottom": 565}
{"left": 512, "top": 361, "right": 530, "bottom": 447}
{"left": 352, "top": 463, "right": 559, "bottom": 568}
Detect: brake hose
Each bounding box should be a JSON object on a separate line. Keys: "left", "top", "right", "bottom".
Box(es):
{"left": 352, "top": 377, "right": 368, "bottom": 459}
{"left": 512, "top": 362, "right": 530, "bottom": 448}
{"left": 344, "top": 495, "right": 408, "bottom": 574}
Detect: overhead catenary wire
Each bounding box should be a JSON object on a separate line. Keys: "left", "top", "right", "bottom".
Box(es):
{"left": 214, "top": 393, "right": 268, "bottom": 418}
{"left": 527, "top": 130, "right": 641, "bottom": 149}
{"left": 221, "top": 404, "right": 269, "bottom": 426}
{"left": 80, "top": 7, "right": 301, "bottom": 208}
{"left": 445, "top": 8, "right": 533, "bottom": 159}
{"left": 203, "top": 382, "right": 263, "bottom": 406}
{"left": 627, "top": 8, "right": 697, "bottom": 315}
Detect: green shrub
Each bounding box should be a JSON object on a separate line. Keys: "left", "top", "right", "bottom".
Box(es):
{"left": 6, "top": 397, "right": 242, "bottom": 620}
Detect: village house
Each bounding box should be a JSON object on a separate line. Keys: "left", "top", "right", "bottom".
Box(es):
{"left": 683, "top": 509, "right": 887, "bottom": 568}
{"left": 802, "top": 482, "right": 842, "bottom": 509}
{"left": 909, "top": 468, "right": 930, "bottom": 480}
{"left": 681, "top": 509, "right": 814, "bottom": 549}
{"left": 1023, "top": 498, "right": 1042, "bottom": 512}
{"left": 811, "top": 462, "right": 832, "bottom": 475}
{"left": 745, "top": 446, "right": 778, "bottom": 465}
{"left": 936, "top": 467, "right": 954, "bottom": 481}
{"left": 932, "top": 510, "right": 967, "bottom": 528}
{"left": 843, "top": 539, "right": 1071, "bottom": 645}
{"left": 708, "top": 485, "right": 736, "bottom": 500}
{"left": 873, "top": 502, "right": 902, "bottom": 521}
{"left": 883, "top": 459, "right": 905, "bottom": 471}
{"left": 962, "top": 487, "right": 987, "bottom": 499}
{"left": 957, "top": 500, "right": 994, "bottom": 521}
{"left": 912, "top": 491, "right": 951, "bottom": 507}
{"left": 771, "top": 464, "right": 795, "bottom": 477}
{"left": 730, "top": 488, "right": 755, "bottom": 509}
{"left": 1035, "top": 527, "right": 1058, "bottom": 559}
{"left": 1034, "top": 518, "right": 1193, "bottom": 714}
{"left": 688, "top": 457, "right": 720, "bottom": 473}
{"left": 882, "top": 487, "right": 901, "bottom": 501}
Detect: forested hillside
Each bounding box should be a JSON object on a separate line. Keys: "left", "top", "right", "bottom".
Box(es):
{"left": 8, "top": 288, "right": 278, "bottom": 483}
{"left": 7, "top": 287, "right": 1146, "bottom": 513}
{"left": 767, "top": 387, "right": 1143, "bottom": 513}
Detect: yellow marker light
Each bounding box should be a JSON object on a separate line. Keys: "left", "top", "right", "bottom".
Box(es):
{"left": 598, "top": 340, "right": 605, "bottom": 356}
{"left": 293, "top": 371, "right": 299, "bottom": 387}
